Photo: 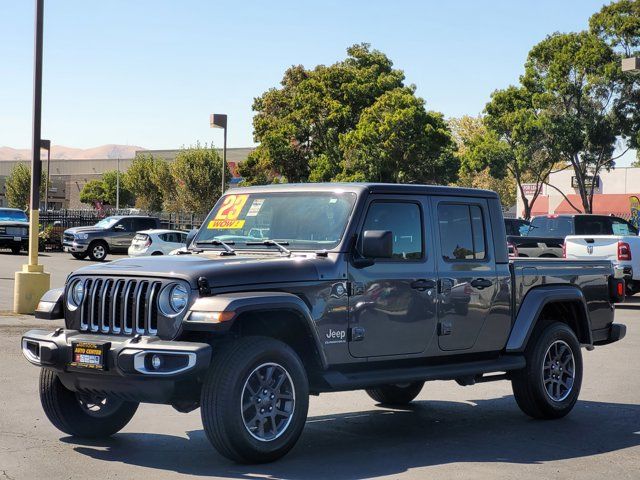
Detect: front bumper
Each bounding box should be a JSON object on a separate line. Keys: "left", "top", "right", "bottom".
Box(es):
{"left": 62, "top": 240, "right": 88, "bottom": 253}
{"left": 0, "top": 234, "right": 28, "bottom": 248}
{"left": 21, "top": 329, "right": 212, "bottom": 403}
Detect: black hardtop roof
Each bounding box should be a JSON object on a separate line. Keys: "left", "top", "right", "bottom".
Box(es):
{"left": 229, "top": 182, "right": 499, "bottom": 199}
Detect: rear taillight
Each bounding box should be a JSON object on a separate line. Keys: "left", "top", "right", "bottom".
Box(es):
{"left": 145, "top": 238, "right": 152, "bottom": 248}
{"left": 507, "top": 242, "right": 518, "bottom": 258}
{"left": 609, "top": 277, "right": 626, "bottom": 303}
{"left": 617, "top": 241, "right": 631, "bottom": 261}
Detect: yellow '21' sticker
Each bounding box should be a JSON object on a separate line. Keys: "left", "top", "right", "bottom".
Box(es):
{"left": 208, "top": 194, "right": 249, "bottom": 229}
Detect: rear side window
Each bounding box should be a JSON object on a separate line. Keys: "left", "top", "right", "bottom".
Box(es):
{"left": 361, "top": 202, "right": 423, "bottom": 260}
{"left": 437, "top": 203, "right": 486, "bottom": 260}
{"left": 611, "top": 218, "right": 638, "bottom": 235}
{"left": 529, "top": 216, "right": 574, "bottom": 237}
{"left": 574, "top": 216, "right": 613, "bottom": 235}
{"left": 135, "top": 218, "right": 158, "bottom": 230}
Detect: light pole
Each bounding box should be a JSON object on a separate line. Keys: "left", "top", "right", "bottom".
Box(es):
{"left": 41, "top": 138, "right": 51, "bottom": 211}
{"left": 210, "top": 113, "right": 227, "bottom": 194}
{"left": 116, "top": 155, "right": 120, "bottom": 210}
{"left": 14, "top": 0, "right": 50, "bottom": 314}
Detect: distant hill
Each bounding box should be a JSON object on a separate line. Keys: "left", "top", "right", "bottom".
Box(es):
{"left": 0, "top": 144, "right": 145, "bottom": 160}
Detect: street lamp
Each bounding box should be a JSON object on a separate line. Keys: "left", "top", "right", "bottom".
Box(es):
{"left": 622, "top": 57, "right": 640, "bottom": 74}
{"left": 210, "top": 113, "right": 227, "bottom": 194}
{"left": 14, "top": 0, "right": 50, "bottom": 314}
{"left": 41, "top": 138, "right": 51, "bottom": 211}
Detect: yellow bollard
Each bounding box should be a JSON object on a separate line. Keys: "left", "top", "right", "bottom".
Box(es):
{"left": 13, "top": 209, "right": 50, "bottom": 314}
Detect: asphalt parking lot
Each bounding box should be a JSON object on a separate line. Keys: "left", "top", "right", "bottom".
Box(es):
{"left": 0, "top": 252, "right": 639, "bottom": 479}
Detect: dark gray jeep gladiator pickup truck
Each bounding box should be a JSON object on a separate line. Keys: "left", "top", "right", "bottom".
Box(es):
{"left": 22, "top": 183, "right": 627, "bottom": 463}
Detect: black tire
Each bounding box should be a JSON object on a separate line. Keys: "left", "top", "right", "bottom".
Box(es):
{"left": 366, "top": 382, "right": 424, "bottom": 405}
{"left": 511, "top": 322, "right": 583, "bottom": 419}
{"left": 201, "top": 337, "right": 309, "bottom": 464}
{"left": 151, "top": 251, "right": 163, "bottom": 256}
{"left": 88, "top": 241, "right": 108, "bottom": 261}
{"left": 71, "top": 252, "right": 87, "bottom": 260}
{"left": 39, "top": 369, "right": 138, "bottom": 438}
{"left": 10, "top": 245, "right": 21, "bottom": 254}
{"left": 626, "top": 280, "right": 640, "bottom": 296}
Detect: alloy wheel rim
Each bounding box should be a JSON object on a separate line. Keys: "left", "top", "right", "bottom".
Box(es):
{"left": 94, "top": 245, "right": 105, "bottom": 259}
{"left": 241, "top": 362, "right": 295, "bottom": 442}
{"left": 542, "top": 340, "right": 575, "bottom": 402}
{"left": 76, "top": 393, "right": 121, "bottom": 417}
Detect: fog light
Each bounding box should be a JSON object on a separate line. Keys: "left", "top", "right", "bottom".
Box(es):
{"left": 151, "top": 354, "right": 163, "bottom": 370}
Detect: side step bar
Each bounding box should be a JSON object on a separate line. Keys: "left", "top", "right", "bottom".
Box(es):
{"left": 321, "top": 355, "right": 526, "bottom": 391}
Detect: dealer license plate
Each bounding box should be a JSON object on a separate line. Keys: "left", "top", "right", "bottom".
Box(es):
{"left": 69, "top": 341, "right": 109, "bottom": 370}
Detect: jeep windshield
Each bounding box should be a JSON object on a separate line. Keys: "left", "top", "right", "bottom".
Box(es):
{"left": 194, "top": 191, "right": 357, "bottom": 251}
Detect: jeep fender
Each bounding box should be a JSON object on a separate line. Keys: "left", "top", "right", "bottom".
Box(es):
{"left": 506, "top": 285, "right": 593, "bottom": 353}
{"left": 185, "top": 291, "right": 327, "bottom": 368}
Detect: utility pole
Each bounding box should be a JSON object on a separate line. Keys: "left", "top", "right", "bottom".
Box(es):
{"left": 116, "top": 156, "right": 120, "bottom": 210}
{"left": 210, "top": 113, "right": 228, "bottom": 194}
{"left": 14, "top": 0, "right": 51, "bottom": 314}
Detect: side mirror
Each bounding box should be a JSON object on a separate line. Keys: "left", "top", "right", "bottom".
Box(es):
{"left": 185, "top": 229, "right": 198, "bottom": 247}
{"left": 114, "top": 224, "right": 125, "bottom": 231}
{"left": 362, "top": 230, "right": 393, "bottom": 259}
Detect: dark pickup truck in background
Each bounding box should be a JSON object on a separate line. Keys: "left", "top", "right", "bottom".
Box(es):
{"left": 23, "top": 183, "right": 626, "bottom": 463}
{"left": 62, "top": 215, "right": 160, "bottom": 261}
{"left": 0, "top": 207, "right": 29, "bottom": 254}
{"left": 508, "top": 213, "right": 638, "bottom": 258}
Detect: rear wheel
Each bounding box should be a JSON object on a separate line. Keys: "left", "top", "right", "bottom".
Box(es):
{"left": 201, "top": 337, "right": 309, "bottom": 464}
{"left": 39, "top": 369, "right": 138, "bottom": 437}
{"left": 88, "top": 241, "right": 108, "bottom": 261}
{"left": 151, "top": 251, "right": 163, "bottom": 256}
{"left": 366, "top": 382, "right": 424, "bottom": 405}
{"left": 71, "top": 252, "right": 87, "bottom": 260}
{"left": 511, "top": 322, "right": 582, "bottom": 419}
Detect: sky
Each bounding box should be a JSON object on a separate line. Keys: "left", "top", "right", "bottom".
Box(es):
{"left": 1, "top": 0, "right": 635, "bottom": 164}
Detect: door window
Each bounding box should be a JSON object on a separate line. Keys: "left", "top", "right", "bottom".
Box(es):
{"left": 361, "top": 202, "right": 423, "bottom": 260}
{"left": 437, "top": 203, "right": 486, "bottom": 260}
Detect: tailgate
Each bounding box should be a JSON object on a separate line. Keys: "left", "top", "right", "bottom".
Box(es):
{"left": 564, "top": 235, "right": 620, "bottom": 260}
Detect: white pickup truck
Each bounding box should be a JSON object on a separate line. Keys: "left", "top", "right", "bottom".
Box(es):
{"left": 564, "top": 217, "right": 640, "bottom": 293}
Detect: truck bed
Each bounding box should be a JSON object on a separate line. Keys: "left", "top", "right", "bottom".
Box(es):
{"left": 510, "top": 258, "right": 615, "bottom": 333}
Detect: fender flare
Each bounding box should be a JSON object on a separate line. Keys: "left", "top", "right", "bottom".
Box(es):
{"left": 506, "top": 285, "right": 593, "bottom": 353}
{"left": 34, "top": 288, "right": 64, "bottom": 320}
{"left": 185, "top": 291, "right": 327, "bottom": 368}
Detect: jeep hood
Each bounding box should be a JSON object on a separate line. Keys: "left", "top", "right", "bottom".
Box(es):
{"left": 71, "top": 252, "right": 322, "bottom": 288}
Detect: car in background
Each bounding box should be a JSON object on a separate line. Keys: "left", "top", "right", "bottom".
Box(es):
{"left": 63, "top": 215, "right": 160, "bottom": 261}
{"left": 128, "top": 229, "right": 188, "bottom": 256}
{"left": 0, "top": 208, "right": 29, "bottom": 254}
{"left": 507, "top": 214, "right": 636, "bottom": 258}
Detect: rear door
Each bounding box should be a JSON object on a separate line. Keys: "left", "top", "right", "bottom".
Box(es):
{"left": 431, "top": 197, "right": 499, "bottom": 351}
{"left": 111, "top": 218, "right": 135, "bottom": 248}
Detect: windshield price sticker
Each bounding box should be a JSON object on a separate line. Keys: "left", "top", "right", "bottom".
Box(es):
{"left": 246, "top": 199, "right": 265, "bottom": 217}
{"left": 208, "top": 194, "right": 249, "bottom": 229}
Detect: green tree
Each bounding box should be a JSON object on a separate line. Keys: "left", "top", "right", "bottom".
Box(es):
{"left": 242, "top": 43, "right": 406, "bottom": 184}
{"left": 79, "top": 179, "right": 107, "bottom": 207}
{"left": 102, "top": 170, "right": 134, "bottom": 207}
{"left": 338, "top": 87, "right": 457, "bottom": 183}
{"left": 124, "top": 154, "right": 168, "bottom": 211}
{"left": 450, "top": 116, "right": 516, "bottom": 209}
{"left": 522, "top": 31, "right": 624, "bottom": 213}
{"left": 5, "top": 163, "right": 46, "bottom": 209}
{"left": 171, "top": 143, "right": 230, "bottom": 214}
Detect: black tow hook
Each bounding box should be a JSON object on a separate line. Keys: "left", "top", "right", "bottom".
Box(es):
{"left": 130, "top": 334, "right": 142, "bottom": 344}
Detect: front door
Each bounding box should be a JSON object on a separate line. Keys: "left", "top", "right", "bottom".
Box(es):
{"left": 348, "top": 197, "right": 438, "bottom": 358}
{"left": 430, "top": 197, "right": 498, "bottom": 351}
{"left": 112, "top": 218, "right": 135, "bottom": 248}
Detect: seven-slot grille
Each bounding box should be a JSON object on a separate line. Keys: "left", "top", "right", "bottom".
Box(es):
{"left": 78, "top": 278, "right": 161, "bottom": 335}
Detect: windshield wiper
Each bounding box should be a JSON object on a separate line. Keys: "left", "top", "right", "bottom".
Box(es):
{"left": 195, "top": 239, "right": 236, "bottom": 255}
{"left": 245, "top": 240, "right": 291, "bottom": 256}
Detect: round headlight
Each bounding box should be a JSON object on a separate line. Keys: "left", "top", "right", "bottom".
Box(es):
{"left": 71, "top": 281, "right": 85, "bottom": 306}
{"left": 169, "top": 284, "right": 188, "bottom": 313}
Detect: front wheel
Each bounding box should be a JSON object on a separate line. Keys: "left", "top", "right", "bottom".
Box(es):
{"left": 88, "top": 241, "right": 108, "bottom": 261}
{"left": 71, "top": 252, "right": 87, "bottom": 260}
{"left": 366, "top": 382, "right": 424, "bottom": 405}
{"left": 201, "top": 337, "right": 309, "bottom": 464}
{"left": 39, "top": 369, "right": 138, "bottom": 437}
{"left": 511, "top": 322, "right": 583, "bottom": 419}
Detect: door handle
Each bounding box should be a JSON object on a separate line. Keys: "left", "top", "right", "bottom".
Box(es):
{"left": 470, "top": 278, "right": 493, "bottom": 290}
{"left": 410, "top": 279, "right": 436, "bottom": 291}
